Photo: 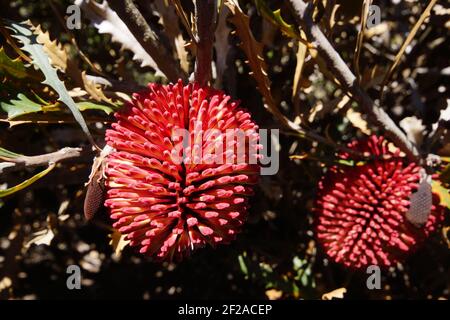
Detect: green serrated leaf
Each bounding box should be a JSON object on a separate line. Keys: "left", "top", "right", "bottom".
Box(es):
{"left": 432, "top": 179, "right": 450, "bottom": 209}
{"left": 0, "top": 163, "right": 55, "bottom": 198}
{"left": 77, "top": 101, "right": 115, "bottom": 115}
{"left": 0, "top": 47, "right": 27, "bottom": 78}
{"left": 6, "top": 20, "right": 96, "bottom": 148}
{"left": 255, "top": 0, "right": 299, "bottom": 39}
{"left": 0, "top": 93, "right": 42, "bottom": 119}
{"left": 0, "top": 147, "right": 22, "bottom": 159}
{"left": 1, "top": 93, "right": 114, "bottom": 119}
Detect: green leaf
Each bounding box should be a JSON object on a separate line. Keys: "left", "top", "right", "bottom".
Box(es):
{"left": 76, "top": 101, "right": 115, "bottom": 115}
{"left": 238, "top": 254, "right": 249, "bottom": 278}
{"left": 32, "top": 91, "right": 50, "bottom": 105}
{"left": 6, "top": 20, "right": 97, "bottom": 148}
{"left": 1, "top": 93, "right": 115, "bottom": 119}
{"left": 0, "top": 147, "right": 22, "bottom": 159}
{"left": 336, "top": 159, "right": 355, "bottom": 166}
{"left": 0, "top": 93, "right": 42, "bottom": 119}
{"left": 0, "top": 163, "right": 55, "bottom": 198}
{"left": 255, "top": 0, "right": 299, "bottom": 39}
{"left": 0, "top": 47, "right": 27, "bottom": 78}
{"left": 293, "top": 256, "right": 315, "bottom": 289}
{"left": 432, "top": 179, "right": 450, "bottom": 209}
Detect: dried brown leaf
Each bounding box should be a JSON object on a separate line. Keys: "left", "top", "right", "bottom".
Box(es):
{"left": 328, "top": 3, "right": 340, "bottom": 30}
{"left": 225, "top": 0, "right": 275, "bottom": 111}
{"left": 25, "top": 228, "right": 55, "bottom": 248}
{"left": 292, "top": 41, "right": 308, "bottom": 114}
{"left": 442, "top": 226, "right": 450, "bottom": 249}
{"left": 265, "top": 289, "right": 283, "bottom": 300}
{"left": 81, "top": 71, "right": 114, "bottom": 105}
{"left": 353, "top": 0, "right": 372, "bottom": 81}
{"left": 360, "top": 65, "right": 385, "bottom": 89}
{"left": 33, "top": 24, "right": 67, "bottom": 71}
{"left": 0, "top": 277, "right": 12, "bottom": 293}
{"left": 308, "top": 94, "right": 351, "bottom": 122}
{"left": 154, "top": 0, "right": 190, "bottom": 73}
{"left": 399, "top": 116, "right": 425, "bottom": 146}
{"left": 24, "top": 214, "right": 58, "bottom": 249}
{"left": 322, "top": 287, "right": 347, "bottom": 300}
{"left": 171, "top": 0, "right": 196, "bottom": 41}
{"left": 346, "top": 108, "right": 371, "bottom": 135}
{"left": 109, "top": 229, "right": 130, "bottom": 258}
{"left": 175, "top": 35, "right": 190, "bottom": 74}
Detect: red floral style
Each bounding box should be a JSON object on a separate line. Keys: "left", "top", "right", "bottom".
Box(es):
{"left": 315, "top": 135, "right": 444, "bottom": 269}
{"left": 104, "top": 80, "right": 261, "bottom": 260}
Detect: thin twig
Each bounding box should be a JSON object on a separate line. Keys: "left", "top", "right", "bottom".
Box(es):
{"left": 379, "top": 0, "right": 438, "bottom": 101}
{"left": 108, "top": 0, "right": 186, "bottom": 82}
{"left": 171, "top": 0, "right": 196, "bottom": 41}
{"left": 288, "top": 0, "right": 421, "bottom": 163}
{"left": 193, "top": 0, "right": 217, "bottom": 86}
{"left": 0, "top": 147, "right": 89, "bottom": 173}
{"left": 292, "top": 40, "right": 308, "bottom": 116}
{"left": 353, "top": 0, "right": 371, "bottom": 83}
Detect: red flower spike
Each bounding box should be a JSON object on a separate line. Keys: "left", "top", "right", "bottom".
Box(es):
{"left": 104, "top": 80, "right": 261, "bottom": 261}
{"left": 314, "top": 135, "right": 444, "bottom": 269}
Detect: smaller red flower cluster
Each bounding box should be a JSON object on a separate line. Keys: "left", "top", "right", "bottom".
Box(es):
{"left": 315, "top": 135, "right": 444, "bottom": 269}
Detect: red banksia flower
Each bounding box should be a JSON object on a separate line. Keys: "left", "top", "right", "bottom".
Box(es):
{"left": 104, "top": 80, "right": 261, "bottom": 260}
{"left": 315, "top": 135, "right": 443, "bottom": 269}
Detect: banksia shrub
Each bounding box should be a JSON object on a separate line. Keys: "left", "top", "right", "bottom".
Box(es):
{"left": 315, "top": 135, "right": 444, "bottom": 269}
{"left": 104, "top": 80, "right": 261, "bottom": 260}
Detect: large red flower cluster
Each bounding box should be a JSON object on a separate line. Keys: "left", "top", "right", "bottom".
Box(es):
{"left": 104, "top": 81, "right": 260, "bottom": 260}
